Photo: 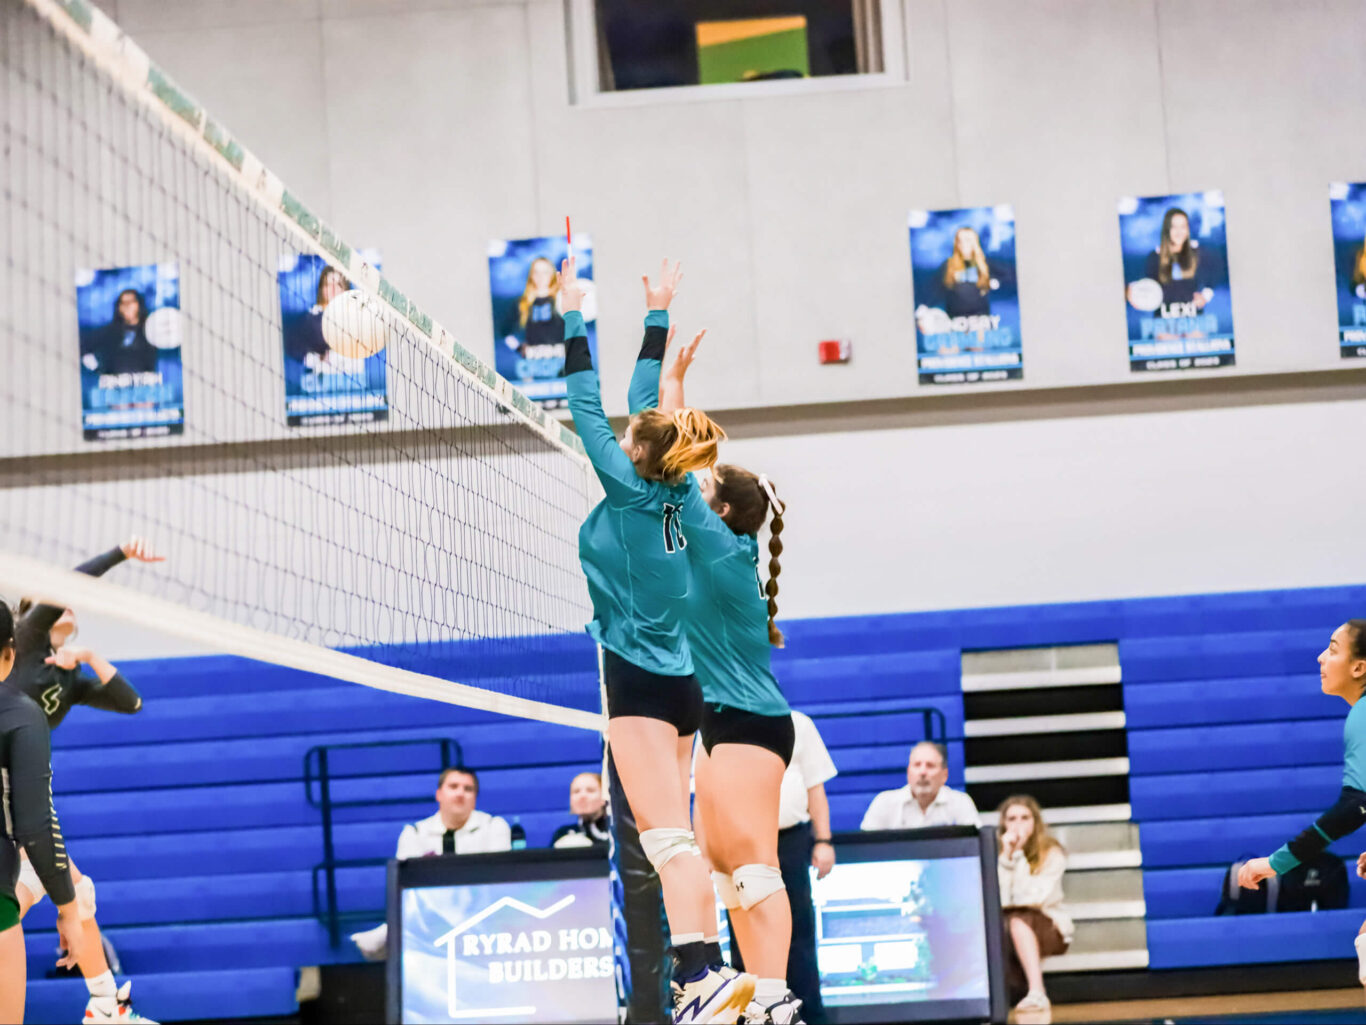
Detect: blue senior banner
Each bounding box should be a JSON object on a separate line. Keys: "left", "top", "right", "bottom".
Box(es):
{"left": 488, "top": 235, "right": 598, "bottom": 410}
{"left": 76, "top": 262, "right": 185, "bottom": 441}
{"left": 909, "top": 205, "right": 1023, "bottom": 385}
{"left": 278, "top": 250, "right": 388, "bottom": 427}
{"left": 1330, "top": 182, "right": 1366, "bottom": 360}
{"left": 1119, "top": 190, "right": 1235, "bottom": 372}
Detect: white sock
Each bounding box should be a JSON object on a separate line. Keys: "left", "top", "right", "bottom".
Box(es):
{"left": 756, "top": 978, "right": 787, "bottom": 1004}
{"left": 672, "top": 932, "right": 705, "bottom": 946}
{"left": 86, "top": 970, "right": 117, "bottom": 998}
{"left": 703, "top": 934, "right": 719, "bottom": 944}
{"left": 1355, "top": 933, "right": 1366, "bottom": 982}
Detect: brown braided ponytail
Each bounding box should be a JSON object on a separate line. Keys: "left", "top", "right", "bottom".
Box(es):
{"left": 710, "top": 464, "right": 786, "bottom": 647}
{"left": 762, "top": 478, "right": 785, "bottom": 648}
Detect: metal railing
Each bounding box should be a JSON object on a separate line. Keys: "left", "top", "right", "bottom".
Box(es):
{"left": 305, "top": 737, "right": 463, "bottom": 946}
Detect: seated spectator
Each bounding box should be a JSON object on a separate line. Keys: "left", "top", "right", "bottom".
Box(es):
{"left": 552, "top": 771, "right": 610, "bottom": 848}
{"left": 351, "top": 766, "right": 512, "bottom": 959}
{"left": 860, "top": 741, "right": 978, "bottom": 830}
{"left": 397, "top": 766, "right": 512, "bottom": 857}
{"left": 996, "top": 795, "right": 1072, "bottom": 1014}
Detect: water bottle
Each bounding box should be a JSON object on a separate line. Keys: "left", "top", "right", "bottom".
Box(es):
{"left": 510, "top": 817, "right": 527, "bottom": 850}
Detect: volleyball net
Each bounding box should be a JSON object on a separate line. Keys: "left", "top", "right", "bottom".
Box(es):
{"left": 0, "top": 0, "right": 602, "bottom": 729}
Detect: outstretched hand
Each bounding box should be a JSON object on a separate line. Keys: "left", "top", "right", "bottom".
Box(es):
{"left": 121, "top": 536, "right": 165, "bottom": 563}
{"left": 1237, "top": 857, "right": 1275, "bottom": 890}
{"left": 664, "top": 327, "right": 705, "bottom": 384}
{"left": 559, "top": 257, "right": 584, "bottom": 313}
{"left": 642, "top": 259, "right": 683, "bottom": 310}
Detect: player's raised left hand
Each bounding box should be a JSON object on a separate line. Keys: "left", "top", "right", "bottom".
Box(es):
{"left": 121, "top": 536, "right": 165, "bottom": 563}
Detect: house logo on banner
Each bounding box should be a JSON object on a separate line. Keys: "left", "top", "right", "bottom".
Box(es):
{"left": 402, "top": 876, "right": 616, "bottom": 1023}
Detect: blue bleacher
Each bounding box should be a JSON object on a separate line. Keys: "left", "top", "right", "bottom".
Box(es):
{"left": 23, "top": 582, "right": 1366, "bottom": 1021}
{"left": 1119, "top": 601, "right": 1366, "bottom": 972}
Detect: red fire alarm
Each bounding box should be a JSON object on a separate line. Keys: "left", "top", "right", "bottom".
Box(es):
{"left": 818, "top": 340, "right": 852, "bottom": 364}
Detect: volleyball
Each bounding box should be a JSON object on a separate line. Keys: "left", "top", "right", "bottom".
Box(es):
{"left": 321, "top": 288, "right": 389, "bottom": 359}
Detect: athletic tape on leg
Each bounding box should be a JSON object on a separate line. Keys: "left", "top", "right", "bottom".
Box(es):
{"left": 712, "top": 870, "right": 741, "bottom": 909}
{"left": 75, "top": 875, "right": 97, "bottom": 920}
{"left": 733, "top": 864, "right": 784, "bottom": 911}
{"left": 639, "top": 828, "right": 701, "bottom": 873}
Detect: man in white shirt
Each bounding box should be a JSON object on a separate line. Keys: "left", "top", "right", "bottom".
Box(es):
{"left": 352, "top": 766, "right": 513, "bottom": 959}
{"left": 396, "top": 766, "right": 513, "bottom": 857}
{"left": 859, "top": 741, "right": 979, "bottom": 831}
{"left": 728, "top": 711, "right": 838, "bottom": 1023}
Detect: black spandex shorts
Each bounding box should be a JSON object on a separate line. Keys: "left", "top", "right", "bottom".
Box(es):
{"left": 700, "top": 704, "right": 795, "bottom": 766}
{"left": 603, "top": 648, "right": 703, "bottom": 736}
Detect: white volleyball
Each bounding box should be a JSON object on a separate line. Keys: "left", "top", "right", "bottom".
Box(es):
{"left": 321, "top": 288, "right": 389, "bottom": 359}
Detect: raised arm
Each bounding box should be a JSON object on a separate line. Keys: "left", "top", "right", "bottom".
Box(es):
{"left": 561, "top": 258, "right": 650, "bottom": 505}
{"left": 17, "top": 537, "right": 163, "bottom": 644}
{"left": 628, "top": 260, "right": 683, "bottom": 414}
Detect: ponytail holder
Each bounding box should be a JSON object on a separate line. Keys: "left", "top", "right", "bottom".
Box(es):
{"left": 758, "top": 474, "right": 785, "bottom": 515}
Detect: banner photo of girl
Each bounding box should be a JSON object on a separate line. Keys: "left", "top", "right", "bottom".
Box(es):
{"left": 488, "top": 234, "right": 597, "bottom": 409}
{"left": 76, "top": 262, "right": 185, "bottom": 441}
{"left": 278, "top": 250, "right": 388, "bottom": 427}
{"left": 908, "top": 206, "right": 1022, "bottom": 385}
{"left": 1330, "top": 182, "right": 1366, "bottom": 360}
{"left": 1119, "top": 190, "right": 1235, "bottom": 372}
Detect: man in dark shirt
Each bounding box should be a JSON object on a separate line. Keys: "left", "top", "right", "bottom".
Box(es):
{"left": 1, "top": 599, "right": 84, "bottom": 1023}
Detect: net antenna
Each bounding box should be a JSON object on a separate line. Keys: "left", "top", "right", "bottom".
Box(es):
{"left": 0, "top": 0, "right": 602, "bottom": 730}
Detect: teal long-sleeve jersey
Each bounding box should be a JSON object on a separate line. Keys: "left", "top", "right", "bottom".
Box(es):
{"left": 1268, "top": 697, "right": 1366, "bottom": 875}
{"left": 629, "top": 333, "right": 789, "bottom": 717}
{"left": 564, "top": 309, "right": 693, "bottom": 676}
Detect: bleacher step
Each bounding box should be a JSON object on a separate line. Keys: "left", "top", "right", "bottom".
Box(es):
{"left": 977, "top": 804, "right": 1132, "bottom": 827}
{"left": 24, "top": 967, "right": 298, "bottom": 1023}
{"left": 1061, "top": 867, "right": 1143, "bottom": 904}
{"left": 1068, "top": 899, "right": 1146, "bottom": 921}
{"left": 1052, "top": 821, "right": 1139, "bottom": 853}
{"left": 1044, "top": 948, "right": 1149, "bottom": 972}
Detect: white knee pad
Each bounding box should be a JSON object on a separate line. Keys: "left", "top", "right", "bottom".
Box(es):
{"left": 732, "top": 864, "right": 784, "bottom": 911}
{"left": 74, "top": 874, "right": 97, "bottom": 920}
{"left": 15, "top": 854, "right": 45, "bottom": 907}
{"left": 639, "top": 828, "right": 701, "bottom": 873}
{"left": 712, "top": 870, "right": 741, "bottom": 910}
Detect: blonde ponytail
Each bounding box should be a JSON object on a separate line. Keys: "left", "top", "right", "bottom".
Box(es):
{"left": 631, "top": 407, "right": 726, "bottom": 484}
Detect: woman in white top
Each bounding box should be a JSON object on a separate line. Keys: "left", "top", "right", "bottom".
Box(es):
{"left": 996, "top": 795, "right": 1072, "bottom": 1014}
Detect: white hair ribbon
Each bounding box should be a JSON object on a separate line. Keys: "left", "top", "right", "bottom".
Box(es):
{"left": 758, "top": 474, "right": 784, "bottom": 516}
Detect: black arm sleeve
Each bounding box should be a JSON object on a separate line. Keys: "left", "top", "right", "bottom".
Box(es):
{"left": 72, "top": 672, "right": 142, "bottom": 715}
{"left": 1287, "top": 787, "right": 1366, "bottom": 863}
{"left": 638, "top": 324, "right": 667, "bottom": 361}
{"left": 17, "top": 547, "right": 128, "bottom": 641}
{"left": 5, "top": 703, "right": 75, "bottom": 905}
{"left": 563, "top": 334, "right": 594, "bottom": 375}
{"left": 75, "top": 547, "right": 128, "bottom": 579}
